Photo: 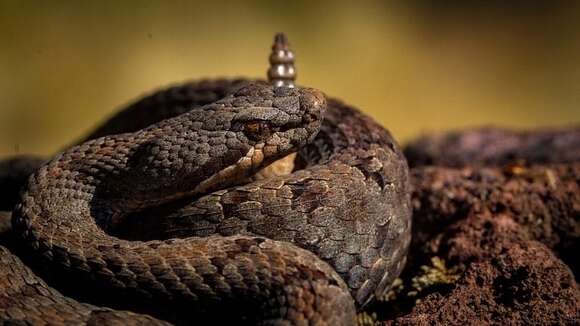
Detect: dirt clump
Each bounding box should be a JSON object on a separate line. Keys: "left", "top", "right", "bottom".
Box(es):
{"left": 371, "top": 127, "right": 580, "bottom": 325}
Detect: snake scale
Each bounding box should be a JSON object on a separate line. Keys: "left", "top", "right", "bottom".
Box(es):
{"left": 0, "top": 34, "right": 411, "bottom": 325}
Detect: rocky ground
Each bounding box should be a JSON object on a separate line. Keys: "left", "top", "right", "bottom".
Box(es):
{"left": 363, "top": 127, "right": 580, "bottom": 325}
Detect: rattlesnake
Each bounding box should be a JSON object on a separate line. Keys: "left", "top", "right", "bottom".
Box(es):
{"left": 0, "top": 34, "right": 411, "bottom": 325}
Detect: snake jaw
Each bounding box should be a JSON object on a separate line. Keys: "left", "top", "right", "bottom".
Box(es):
{"left": 188, "top": 145, "right": 262, "bottom": 196}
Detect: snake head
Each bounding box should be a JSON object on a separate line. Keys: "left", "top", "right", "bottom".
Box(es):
{"left": 226, "top": 82, "right": 326, "bottom": 166}
{"left": 118, "top": 82, "right": 326, "bottom": 205}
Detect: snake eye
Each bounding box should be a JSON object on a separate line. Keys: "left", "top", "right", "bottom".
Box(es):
{"left": 244, "top": 120, "right": 272, "bottom": 141}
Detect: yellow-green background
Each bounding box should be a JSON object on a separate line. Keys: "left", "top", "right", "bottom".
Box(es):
{"left": 1, "top": 1, "right": 578, "bottom": 157}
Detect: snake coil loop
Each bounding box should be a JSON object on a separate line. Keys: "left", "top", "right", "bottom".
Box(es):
{"left": 1, "top": 33, "right": 412, "bottom": 325}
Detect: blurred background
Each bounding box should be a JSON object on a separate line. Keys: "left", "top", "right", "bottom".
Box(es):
{"left": 0, "top": 1, "right": 578, "bottom": 157}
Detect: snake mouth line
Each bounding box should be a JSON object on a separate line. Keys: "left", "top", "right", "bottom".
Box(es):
{"left": 107, "top": 143, "right": 272, "bottom": 228}
{"left": 135, "top": 143, "right": 278, "bottom": 207}
{"left": 190, "top": 143, "right": 269, "bottom": 195}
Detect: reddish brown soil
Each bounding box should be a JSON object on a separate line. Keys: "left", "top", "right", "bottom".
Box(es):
{"left": 410, "top": 164, "right": 579, "bottom": 277}
{"left": 375, "top": 127, "right": 579, "bottom": 325}
{"left": 404, "top": 127, "right": 580, "bottom": 168}
{"left": 392, "top": 212, "right": 578, "bottom": 325}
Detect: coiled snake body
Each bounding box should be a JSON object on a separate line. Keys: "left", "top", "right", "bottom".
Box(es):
{"left": 1, "top": 35, "right": 411, "bottom": 325}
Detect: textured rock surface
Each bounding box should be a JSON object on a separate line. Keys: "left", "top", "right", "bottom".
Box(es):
{"left": 404, "top": 127, "right": 580, "bottom": 168}
{"left": 367, "top": 127, "right": 580, "bottom": 325}
{"left": 410, "top": 163, "right": 580, "bottom": 277}
{"left": 391, "top": 212, "right": 578, "bottom": 325}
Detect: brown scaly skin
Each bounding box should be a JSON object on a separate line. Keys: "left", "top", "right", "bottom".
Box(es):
{"left": 0, "top": 29, "right": 410, "bottom": 326}
{"left": 112, "top": 94, "right": 412, "bottom": 306}
{"left": 0, "top": 245, "right": 169, "bottom": 325}
{"left": 2, "top": 79, "right": 411, "bottom": 325}
{"left": 0, "top": 80, "right": 256, "bottom": 213}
